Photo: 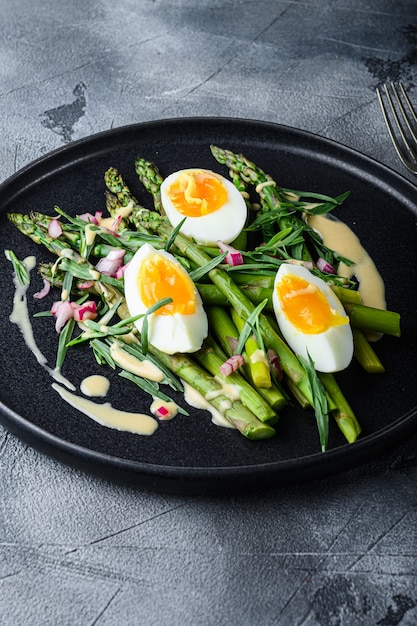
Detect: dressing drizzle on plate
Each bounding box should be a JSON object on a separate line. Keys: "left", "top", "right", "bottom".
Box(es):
{"left": 307, "top": 214, "right": 386, "bottom": 311}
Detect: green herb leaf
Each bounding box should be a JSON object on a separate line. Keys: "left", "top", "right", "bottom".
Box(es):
{"left": 298, "top": 352, "right": 329, "bottom": 452}
{"left": 61, "top": 268, "right": 74, "bottom": 301}
{"left": 236, "top": 298, "right": 268, "bottom": 355}
{"left": 5, "top": 250, "right": 30, "bottom": 285}
{"left": 254, "top": 227, "right": 305, "bottom": 256}
{"left": 164, "top": 217, "right": 187, "bottom": 252}
{"left": 298, "top": 190, "right": 351, "bottom": 215}
{"left": 141, "top": 297, "right": 173, "bottom": 355}
{"left": 56, "top": 318, "right": 76, "bottom": 370}
{"left": 58, "top": 258, "right": 124, "bottom": 289}
{"left": 90, "top": 338, "right": 117, "bottom": 368}
{"left": 189, "top": 251, "right": 227, "bottom": 282}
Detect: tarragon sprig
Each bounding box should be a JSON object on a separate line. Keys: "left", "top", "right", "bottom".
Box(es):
{"left": 5, "top": 250, "right": 30, "bottom": 285}
{"left": 236, "top": 298, "right": 269, "bottom": 355}
{"left": 298, "top": 352, "right": 329, "bottom": 452}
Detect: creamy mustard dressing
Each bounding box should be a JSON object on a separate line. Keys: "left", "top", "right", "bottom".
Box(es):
{"left": 52, "top": 382, "right": 158, "bottom": 435}
{"left": 307, "top": 214, "right": 386, "bottom": 311}
{"left": 255, "top": 180, "right": 276, "bottom": 194}
{"left": 249, "top": 348, "right": 269, "bottom": 366}
{"left": 80, "top": 374, "right": 111, "bottom": 397}
{"left": 9, "top": 255, "right": 47, "bottom": 366}
{"left": 84, "top": 201, "right": 136, "bottom": 246}
{"left": 109, "top": 341, "right": 165, "bottom": 381}
{"left": 8, "top": 254, "right": 76, "bottom": 390}
{"left": 88, "top": 269, "right": 101, "bottom": 281}
{"left": 84, "top": 223, "right": 97, "bottom": 247}
{"left": 150, "top": 397, "right": 179, "bottom": 420}
{"left": 209, "top": 377, "right": 241, "bottom": 401}
{"left": 115, "top": 331, "right": 138, "bottom": 345}
{"left": 183, "top": 382, "right": 234, "bottom": 429}
{"left": 98, "top": 217, "right": 119, "bottom": 231}
{"left": 102, "top": 200, "right": 136, "bottom": 223}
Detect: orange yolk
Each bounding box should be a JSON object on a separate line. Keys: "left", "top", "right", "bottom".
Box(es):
{"left": 166, "top": 171, "right": 227, "bottom": 217}
{"left": 138, "top": 254, "right": 196, "bottom": 316}
{"left": 276, "top": 274, "right": 348, "bottom": 334}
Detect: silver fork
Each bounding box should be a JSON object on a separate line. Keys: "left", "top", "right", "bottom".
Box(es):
{"left": 376, "top": 82, "right": 417, "bottom": 174}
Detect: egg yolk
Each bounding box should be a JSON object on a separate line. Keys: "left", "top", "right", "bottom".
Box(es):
{"left": 276, "top": 274, "right": 348, "bottom": 334}
{"left": 166, "top": 171, "right": 227, "bottom": 217}
{"left": 138, "top": 254, "right": 196, "bottom": 316}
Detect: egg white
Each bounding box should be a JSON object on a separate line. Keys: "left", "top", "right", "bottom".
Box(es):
{"left": 124, "top": 243, "right": 208, "bottom": 355}
{"left": 160, "top": 168, "right": 247, "bottom": 246}
{"left": 272, "top": 263, "right": 354, "bottom": 373}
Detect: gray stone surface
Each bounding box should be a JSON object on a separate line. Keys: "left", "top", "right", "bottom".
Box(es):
{"left": 1, "top": 0, "right": 417, "bottom": 624}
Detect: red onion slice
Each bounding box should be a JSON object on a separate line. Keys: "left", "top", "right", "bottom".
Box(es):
{"left": 33, "top": 278, "right": 51, "bottom": 300}
{"left": 217, "top": 240, "right": 243, "bottom": 266}
{"left": 316, "top": 257, "right": 336, "bottom": 274}
{"left": 220, "top": 354, "right": 245, "bottom": 376}
{"left": 48, "top": 218, "right": 62, "bottom": 239}
{"left": 95, "top": 249, "right": 126, "bottom": 277}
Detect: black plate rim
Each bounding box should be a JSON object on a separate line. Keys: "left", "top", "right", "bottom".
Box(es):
{"left": 1, "top": 116, "right": 417, "bottom": 495}
{"left": 1, "top": 392, "right": 416, "bottom": 494}
{"left": 3, "top": 116, "right": 417, "bottom": 204}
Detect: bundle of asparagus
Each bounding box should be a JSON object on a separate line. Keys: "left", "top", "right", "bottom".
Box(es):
{"left": 6, "top": 146, "right": 401, "bottom": 451}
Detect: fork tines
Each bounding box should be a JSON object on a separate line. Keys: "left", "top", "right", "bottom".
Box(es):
{"left": 376, "top": 82, "right": 417, "bottom": 174}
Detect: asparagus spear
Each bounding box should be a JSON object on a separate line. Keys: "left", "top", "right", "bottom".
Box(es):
{"left": 319, "top": 373, "right": 361, "bottom": 442}
{"left": 134, "top": 157, "right": 164, "bottom": 213}
{"left": 104, "top": 166, "right": 139, "bottom": 208}
{"left": 30, "top": 210, "right": 83, "bottom": 250}
{"left": 197, "top": 273, "right": 275, "bottom": 309}
{"left": 345, "top": 303, "right": 401, "bottom": 337}
{"left": 103, "top": 167, "right": 156, "bottom": 237}
{"left": 352, "top": 328, "right": 385, "bottom": 374}
{"left": 8, "top": 212, "right": 84, "bottom": 262}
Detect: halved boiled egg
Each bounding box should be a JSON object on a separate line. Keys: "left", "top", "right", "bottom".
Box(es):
{"left": 124, "top": 243, "right": 208, "bottom": 354}
{"left": 272, "top": 263, "right": 354, "bottom": 373}
{"left": 160, "top": 168, "right": 247, "bottom": 245}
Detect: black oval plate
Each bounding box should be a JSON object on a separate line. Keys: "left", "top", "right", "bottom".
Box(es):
{"left": 1, "top": 118, "right": 417, "bottom": 495}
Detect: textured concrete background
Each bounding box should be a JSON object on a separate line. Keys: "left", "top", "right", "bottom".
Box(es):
{"left": 1, "top": 1, "right": 417, "bottom": 624}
